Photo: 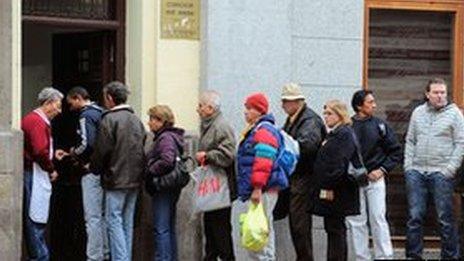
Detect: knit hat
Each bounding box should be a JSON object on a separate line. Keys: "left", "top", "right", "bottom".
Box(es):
{"left": 245, "top": 93, "right": 269, "bottom": 114}
{"left": 281, "top": 83, "right": 305, "bottom": 101}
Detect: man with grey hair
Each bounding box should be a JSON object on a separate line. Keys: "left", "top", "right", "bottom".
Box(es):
{"left": 196, "top": 90, "right": 236, "bottom": 261}
{"left": 91, "top": 81, "right": 145, "bottom": 261}
{"left": 21, "top": 87, "right": 63, "bottom": 260}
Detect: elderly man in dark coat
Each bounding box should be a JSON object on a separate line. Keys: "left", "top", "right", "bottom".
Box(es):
{"left": 195, "top": 90, "right": 237, "bottom": 261}
{"left": 279, "top": 83, "right": 326, "bottom": 261}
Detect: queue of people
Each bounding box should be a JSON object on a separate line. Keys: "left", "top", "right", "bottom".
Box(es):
{"left": 21, "top": 77, "right": 464, "bottom": 261}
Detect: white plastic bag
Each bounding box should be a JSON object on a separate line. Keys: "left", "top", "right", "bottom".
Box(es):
{"left": 191, "top": 165, "right": 231, "bottom": 213}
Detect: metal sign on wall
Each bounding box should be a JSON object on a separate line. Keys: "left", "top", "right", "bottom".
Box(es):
{"left": 161, "top": 0, "right": 200, "bottom": 40}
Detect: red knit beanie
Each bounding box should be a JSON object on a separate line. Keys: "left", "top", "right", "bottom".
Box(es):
{"left": 245, "top": 92, "right": 269, "bottom": 114}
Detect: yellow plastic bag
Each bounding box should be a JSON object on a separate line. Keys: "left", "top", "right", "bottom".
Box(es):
{"left": 239, "top": 202, "right": 269, "bottom": 251}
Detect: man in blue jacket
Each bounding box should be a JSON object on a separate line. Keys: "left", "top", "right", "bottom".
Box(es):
{"left": 56, "top": 86, "right": 107, "bottom": 261}
{"left": 346, "top": 90, "right": 402, "bottom": 260}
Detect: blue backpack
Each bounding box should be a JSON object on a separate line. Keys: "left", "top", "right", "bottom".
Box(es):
{"left": 277, "top": 130, "right": 300, "bottom": 177}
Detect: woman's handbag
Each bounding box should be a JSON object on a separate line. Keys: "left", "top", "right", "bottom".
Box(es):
{"left": 150, "top": 156, "right": 193, "bottom": 193}
{"left": 347, "top": 131, "right": 369, "bottom": 187}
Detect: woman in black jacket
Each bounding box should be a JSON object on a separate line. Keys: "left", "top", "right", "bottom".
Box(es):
{"left": 311, "top": 99, "right": 360, "bottom": 261}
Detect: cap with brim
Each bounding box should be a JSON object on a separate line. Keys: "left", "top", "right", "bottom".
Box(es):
{"left": 281, "top": 83, "right": 305, "bottom": 101}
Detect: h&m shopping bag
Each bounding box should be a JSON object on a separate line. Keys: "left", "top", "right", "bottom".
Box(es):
{"left": 191, "top": 165, "right": 231, "bottom": 213}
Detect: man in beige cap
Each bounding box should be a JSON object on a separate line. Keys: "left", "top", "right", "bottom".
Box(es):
{"left": 277, "top": 83, "right": 326, "bottom": 261}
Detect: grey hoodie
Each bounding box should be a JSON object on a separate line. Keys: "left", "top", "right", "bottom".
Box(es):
{"left": 404, "top": 102, "right": 464, "bottom": 178}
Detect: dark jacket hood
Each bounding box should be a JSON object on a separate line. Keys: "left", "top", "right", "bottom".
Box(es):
{"left": 154, "top": 126, "right": 185, "bottom": 149}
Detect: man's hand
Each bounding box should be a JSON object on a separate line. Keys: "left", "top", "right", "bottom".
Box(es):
{"left": 251, "top": 188, "right": 262, "bottom": 204}
{"left": 368, "top": 169, "right": 384, "bottom": 182}
{"left": 319, "top": 189, "right": 334, "bottom": 201}
{"left": 49, "top": 171, "right": 59, "bottom": 182}
{"left": 55, "top": 149, "right": 69, "bottom": 161}
{"left": 195, "top": 151, "right": 207, "bottom": 165}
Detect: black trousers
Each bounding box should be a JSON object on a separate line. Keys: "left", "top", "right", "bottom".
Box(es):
{"left": 324, "top": 216, "right": 347, "bottom": 261}
{"left": 203, "top": 207, "right": 235, "bottom": 261}
{"left": 289, "top": 192, "right": 313, "bottom": 261}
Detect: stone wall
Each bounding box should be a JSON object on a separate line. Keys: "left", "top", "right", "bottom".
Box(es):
{"left": 200, "top": 0, "right": 364, "bottom": 260}
{"left": 0, "top": 1, "right": 23, "bottom": 260}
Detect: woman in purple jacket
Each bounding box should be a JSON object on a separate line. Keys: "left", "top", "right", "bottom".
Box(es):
{"left": 145, "top": 105, "right": 185, "bottom": 261}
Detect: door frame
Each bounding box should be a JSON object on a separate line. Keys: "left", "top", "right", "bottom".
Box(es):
{"left": 364, "top": 0, "right": 464, "bottom": 106}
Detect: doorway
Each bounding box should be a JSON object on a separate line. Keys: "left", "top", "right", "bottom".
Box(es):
{"left": 51, "top": 31, "right": 116, "bottom": 261}
{"left": 364, "top": 0, "right": 464, "bottom": 247}
{"left": 22, "top": 24, "right": 119, "bottom": 260}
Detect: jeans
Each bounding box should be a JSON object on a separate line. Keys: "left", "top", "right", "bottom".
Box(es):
{"left": 152, "top": 189, "right": 181, "bottom": 261}
{"left": 346, "top": 177, "right": 393, "bottom": 260}
{"left": 82, "top": 174, "right": 109, "bottom": 261}
{"left": 23, "top": 170, "right": 49, "bottom": 261}
{"left": 105, "top": 188, "right": 138, "bottom": 261}
{"left": 405, "top": 170, "right": 459, "bottom": 259}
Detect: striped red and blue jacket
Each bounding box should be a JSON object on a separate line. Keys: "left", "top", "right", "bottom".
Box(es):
{"left": 236, "top": 114, "right": 288, "bottom": 201}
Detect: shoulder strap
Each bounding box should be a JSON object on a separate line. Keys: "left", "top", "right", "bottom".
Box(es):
{"left": 250, "top": 121, "right": 276, "bottom": 140}
{"left": 349, "top": 129, "right": 365, "bottom": 167}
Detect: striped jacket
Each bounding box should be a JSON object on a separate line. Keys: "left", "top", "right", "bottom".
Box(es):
{"left": 72, "top": 103, "right": 103, "bottom": 164}
{"left": 404, "top": 102, "right": 464, "bottom": 178}
{"left": 236, "top": 114, "right": 287, "bottom": 201}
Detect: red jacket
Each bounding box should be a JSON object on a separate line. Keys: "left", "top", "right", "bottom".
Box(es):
{"left": 22, "top": 110, "right": 54, "bottom": 173}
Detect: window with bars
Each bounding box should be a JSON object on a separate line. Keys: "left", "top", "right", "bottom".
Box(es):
{"left": 22, "top": 0, "right": 116, "bottom": 20}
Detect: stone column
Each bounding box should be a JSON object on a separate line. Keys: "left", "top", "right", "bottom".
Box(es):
{"left": 0, "top": 0, "right": 23, "bottom": 260}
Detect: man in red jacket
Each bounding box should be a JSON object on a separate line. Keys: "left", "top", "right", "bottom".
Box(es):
{"left": 22, "top": 87, "right": 63, "bottom": 261}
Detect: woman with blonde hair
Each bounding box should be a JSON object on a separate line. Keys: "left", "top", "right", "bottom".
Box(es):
{"left": 311, "top": 100, "right": 360, "bottom": 261}
{"left": 145, "top": 105, "right": 185, "bottom": 261}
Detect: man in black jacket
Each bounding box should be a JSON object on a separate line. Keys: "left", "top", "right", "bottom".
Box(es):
{"left": 346, "top": 90, "right": 402, "bottom": 260}
{"left": 279, "top": 83, "right": 326, "bottom": 261}
{"left": 90, "top": 81, "right": 146, "bottom": 261}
